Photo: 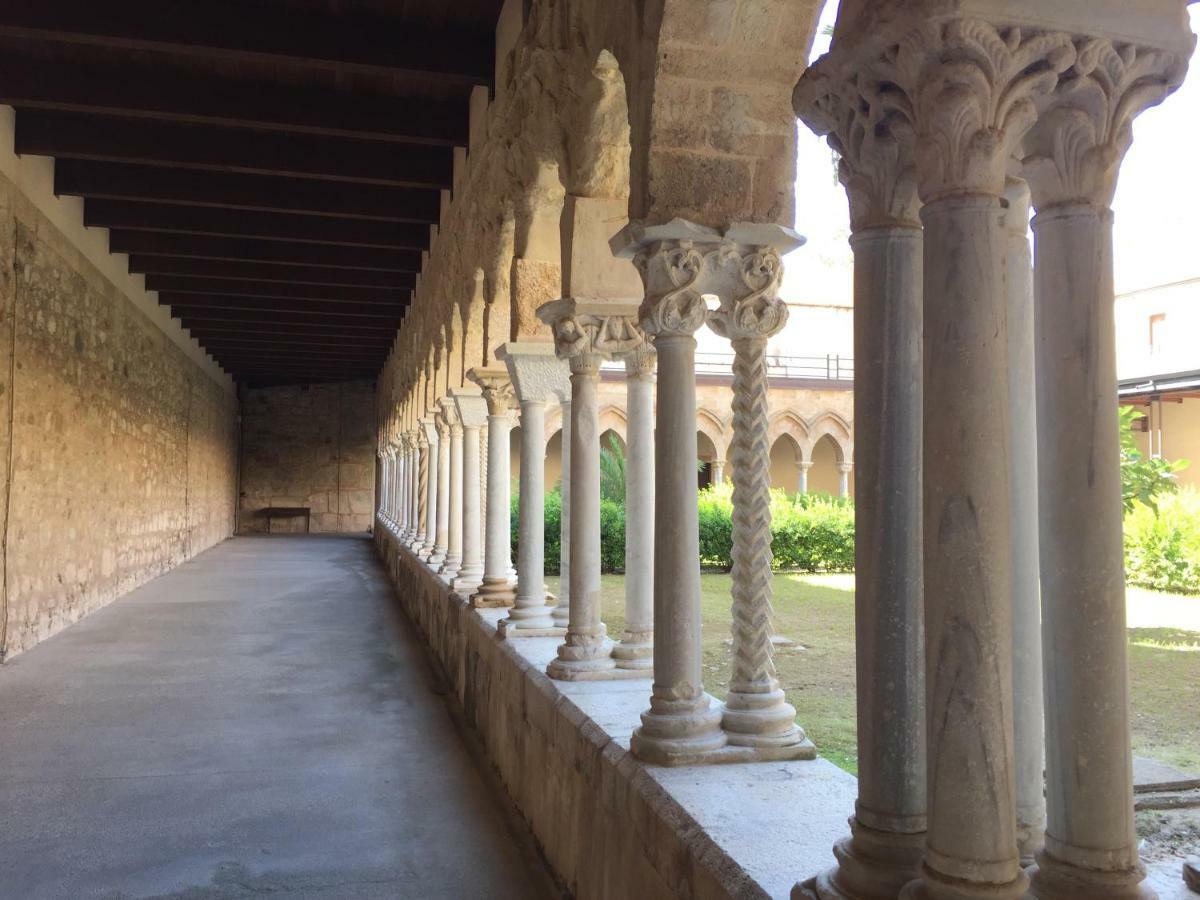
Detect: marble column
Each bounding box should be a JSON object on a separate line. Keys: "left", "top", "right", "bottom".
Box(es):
{"left": 429, "top": 413, "right": 451, "bottom": 568}
{"left": 551, "top": 395, "right": 572, "bottom": 629}
{"left": 380, "top": 450, "right": 391, "bottom": 522}
{"left": 610, "top": 345, "right": 655, "bottom": 670}
{"left": 796, "top": 58, "right": 927, "bottom": 896}
{"left": 411, "top": 429, "right": 429, "bottom": 551}
{"left": 900, "top": 25, "right": 1077, "bottom": 899}
{"left": 452, "top": 388, "right": 487, "bottom": 594}
{"left": 497, "top": 343, "right": 569, "bottom": 635}
{"left": 392, "top": 443, "right": 405, "bottom": 534}
{"left": 399, "top": 435, "right": 413, "bottom": 540}
{"left": 707, "top": 228, "right": 814, "bottom": 758}
{"left": 615, "top": 220, "right": 729, "bottom": 764}
{"left": 539, "top": 299, "right": 644, "bottom": 681}
{"left": 836, "top": 462, "right": 852, "bottom": 498}
{"left": 796, "top": 460, "right": 812, "bottom": 495}
{"left": 438, "top": 399, "right": 464, "bottom": 581}
{"left": 1022, "top": 36, "right": 1189, "bottom": 900}
{"left": 710, "top": 459, "right": 726, "bottom": 484}
{"left": 469, "top": 368, "right": 518, "bottom": 607}
{"left": 1003, "top": 178, "right": 1045, "bottom": 867}
{"left": 419, "top": 417, "right": 439, "bottom": 562}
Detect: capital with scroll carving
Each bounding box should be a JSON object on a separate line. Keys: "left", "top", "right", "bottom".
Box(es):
{"left": 467, "top": 366, "right": 517, "bottom": 417}
{"left": 535, "top": 298, "right": 643, "bottom": 372}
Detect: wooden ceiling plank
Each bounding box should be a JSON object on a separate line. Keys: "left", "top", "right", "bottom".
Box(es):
{"left": 57, "top": 160, "right": 441, "bottom": 222}
{"left": 109, "top": 231, "right": 420, "bottom": 271}
{"left": 128, "top": 256, "right": 411, "bottom": 288}
{"left": 0, "top": 0, "right": 495, "bottom": 83}
{"left": 0, "top": 55, "right": 468, "bottom": 145}
{"left": 151, "top": 277, "right": 405, "bottom": 304}
{"left": 18, "top": 110, "right": 454, "bottom": 188}
{"left": 85, "top": 201, "right": 429, "bottom": 249}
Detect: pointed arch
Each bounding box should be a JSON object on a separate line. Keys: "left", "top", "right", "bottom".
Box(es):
{"left": 803, "top": 411, "right": 853, "bottom": 463}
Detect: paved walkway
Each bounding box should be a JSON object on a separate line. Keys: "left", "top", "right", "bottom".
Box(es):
{"left": 0, "top": 536, "right": 557, "bottom": 899}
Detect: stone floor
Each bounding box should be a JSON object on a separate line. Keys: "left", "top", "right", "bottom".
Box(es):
{"left": 0, "top": 535, "right": 559, "bottom": 900}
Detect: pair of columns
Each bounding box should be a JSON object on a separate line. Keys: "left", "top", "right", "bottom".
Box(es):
{"left": 794, "top": 9, "right": 1190, "bottom": 899}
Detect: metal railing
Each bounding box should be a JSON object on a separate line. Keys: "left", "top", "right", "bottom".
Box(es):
{"left": 603, "top": 352, "right": 853, "bottom": 380}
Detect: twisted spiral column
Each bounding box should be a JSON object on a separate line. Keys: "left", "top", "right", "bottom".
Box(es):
{"left": 414, "top": 431, "right": 429, "bottom": 550}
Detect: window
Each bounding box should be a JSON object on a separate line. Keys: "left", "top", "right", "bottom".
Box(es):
{"left": 1149, "top": 313, "right": 1167, "bottom": 355}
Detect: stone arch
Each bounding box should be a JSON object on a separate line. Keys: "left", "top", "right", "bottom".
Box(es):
{"left": 695, "top": 407, "right": 729, "bottom": 461}
{"left": 510, "top": 158, "right": 566, "bottom": 339}
{"left": 597, "top": 404, "right": 628, "bottom": 444}
{"left": 767, "top": 411, "right": 810, "bottom": 462}
{"left": 802, "top": 411, "right": 852, "bottom": 463}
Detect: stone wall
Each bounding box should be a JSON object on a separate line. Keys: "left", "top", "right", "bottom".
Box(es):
{"left": 0, "top": 169, "right": 239, "bottom": 661}
{"left": 238, "top": 380, "right": 376, "bottom": 535}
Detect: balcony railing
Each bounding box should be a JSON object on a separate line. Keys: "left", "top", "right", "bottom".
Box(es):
{"left": 603, "top": 353, "right": 855, "bottom": 381}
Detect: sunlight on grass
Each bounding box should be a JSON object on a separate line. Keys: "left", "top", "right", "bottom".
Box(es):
{"left": 547, "top": 573, "right": 1200, "bottom": 776}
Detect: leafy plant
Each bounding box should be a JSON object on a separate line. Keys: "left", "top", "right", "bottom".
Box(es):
{"left": 599, "top": 434, "right": 626, "bottom": 505}
{"left": 1124, "top": 488, "right": 1200, "bottom": 594}
{"left": 1120, "top": 406, "right": 1188, "bottom": 514}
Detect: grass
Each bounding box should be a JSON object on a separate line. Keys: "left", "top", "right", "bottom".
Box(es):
{"left": 548, "top": 573, "right": 1200, "bottom": 776}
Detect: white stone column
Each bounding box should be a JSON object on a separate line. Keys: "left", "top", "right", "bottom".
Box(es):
{"left": 392, "top": 443, "right": 405, "bottom": 534}
{"left": 429, "top": 413, "right": 451, "bottom": 567}
{"left": 468, "top": 368, "right": 517, "bottom": 607}
{"left": 1022, "top": 34, "right": 1190, "bottom": 900}
{"left": 438, "top": 399, "right": 464, "bottom": 581}
{"left": 551, "top": 395, "right": 571, "bottom": 628}
{"left": 411, "top": 430, "right": 428, "bottom": 551}
{"left": 900, "top": 24, "right": 1075, "bottom": 899}
{"left": 1003, "top": 178, "right": 1045, "bottom": 867}
{"left": 410, "top": 432, "right": 423, "bottom": 547}
{"left": 796, "top": 460, "right": 812, "bottom": 495}
{"left": 497, "top": 343, "right": 569, "bottom": 635}
{"left": 380, "top": 450, "right": 391, "bottom": 521}
{"left": 836, "top": 462, "right": 852, "bottom": 498}
{"left": 452, "top": 388, "right": 487, "bottom": 594}
{"left": 419, "top": 417, "right": 439, "bottom": 561}
{"left": 710, "top": 459, "right": 726, "bottom": 485}
{"left": 538, "top": 298, "right": 645, "bottom": 681}
{"left": 610, "top": 346, "right": 655, "bottom": 670}
{"left": 399, "top": 435, "right": 413, "bottom": 540}
{"left": 707, "top": 226, "right": 814, "bottom": 758}
{"left": 795, "top": 59, "right": 927, "bottom": 896}
{"left": 615, "top": 220, "right": 728, "bottom": 764}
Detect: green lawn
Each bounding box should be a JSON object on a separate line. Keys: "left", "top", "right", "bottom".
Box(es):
{"left": 548, "top": 574, "right": 1200, "bottom": 776}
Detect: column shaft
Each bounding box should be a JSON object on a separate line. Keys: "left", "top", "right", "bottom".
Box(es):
{"left": 547, "top": 358, "right": 614, "bottom": 678}
{"left": 612, "top": 358, "right": 654, "bottom": 668}
{"left": 1030, "top": 206, "right": 1143, "bottom": 899}
{"left": 552, "top": 399, "right": 571, "bottom": 627}
{"left": 815, "top": 225, "right": 926, "bottom": 900}
{"left": 430, "top": 422, "right": 450, "bottom": 566}
{"left": 1004, "top": 180, "right": 1045, "bottom": 867}
{"left": 454, "top": 424, "right": 484, "bottom": 591}
{"left": 631, "top": 332, "right": 724, "bottom": 762}
{"left": 420, "top": 428, "right": 439, "bottom": 560}
{"left": 913, "top": 195, "right": 1022, "bottom": 897}
{"left": 504, "top": 400, "right": 556, "bottom": 631}
{"left": 475, "top": 411, "right": 516, "bottom": 604}
{"left": 441, "top": 424, "right": 464, "bottom": 579}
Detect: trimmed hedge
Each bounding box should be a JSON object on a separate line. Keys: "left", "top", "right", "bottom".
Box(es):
{"left": 516, "top": 482, "right": 855, "bottom": 575}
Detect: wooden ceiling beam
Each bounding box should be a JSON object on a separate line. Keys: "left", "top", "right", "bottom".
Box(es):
{"left": 176, "top": 308, "right": 402, "bottom": 329}
{"left": 85, "top": 201, "right": 429, "bottom": 249}
{"left": 0, "top": 0, "right": 495, "bottom": 83}
{"left": 0, "top": 55, "right": 468, "bottom": 145}
{"left": 165, "top": 296, "right": 403, "bottom": 318}
{"left": 151, "top": 277, "right": 404, "bottom": 304}
{"left": 131, "top": 257, "right": 412, "bottom": 289}
{"left": 109, "top": 231, "right": 419, "bottom": 271}
{"left": 57, "top": 160, "right": 441, "bottom": 222}
{"left": 18, "top": 110, "right": 454, "bottom": 188}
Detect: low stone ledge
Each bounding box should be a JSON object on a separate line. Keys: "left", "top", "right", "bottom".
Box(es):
{"left": 375, "top": 529, "right": 857, "bottom": 899}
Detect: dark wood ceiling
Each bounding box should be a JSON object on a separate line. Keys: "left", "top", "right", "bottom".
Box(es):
{"left": 0, "top": 0, "right": 503, "bottom": 387}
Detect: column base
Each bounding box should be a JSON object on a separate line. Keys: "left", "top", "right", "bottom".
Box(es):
{"left": 551, "top": 604, "right": 569, "bottom": 628}
{"left": 797, "top": 820, "right": 926, "bottom": 900}
{"left": 1028, "top": 849, "right": 1152, "bottom": 900}
{"left": 427, "top": 549, "right": 447, "bottom": 568}
{"left": 899, "top": 860, "right": 1029, "bottom": 900}
{"left": 497, "top": 618, "right": 566, "bottom": 639}
{"left": 631, "top": 696, "right": 727, "bottom": 766}
{"left": 722, "top": 689, "right": 815, "bottom": 755}
{"left": 438, "top": 555, "right": 462, "bottom": 581}
{"left": 469, "top": 577, "right": 517, "bottom": 608}
{"left": 452, "top": 567, "right": 484, "bottom": 594}
{"left": 611, "top": 627, "right": 653, "bottom": 670}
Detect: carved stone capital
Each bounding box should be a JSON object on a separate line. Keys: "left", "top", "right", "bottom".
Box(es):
{"left": 467, "top": 366, "right": 516, "bottom": 416}
{"left": 450, "top": 387, "right": 488, "bottom": 430}
{"left": 497, "top": 341, "right": 570, "bottom": 404}
{"left": 438, "top": 397, "right": 461, "bottom": 435}
{"left": 420, "top": 416, "right": 438, "bottom": 446}
{"left": 1021, "top": 37, "right": 1189, "bottom": 209}
{"left": 622, "top": 343, "right": 657, "bottom": 379}
{"left": 613, "top": 219, "right": 802, "bottom": 340}
{"left": 535, "top": 298, "right": 644, "bottom": 364}
{"left": 794, "top": 54, "right": 921, "bottom": 230}
{"left": 706, "top": 247, "right": 790, "bottom": 344}
{"left": 870, "top": 19, "right": 1077, "bottom": 202}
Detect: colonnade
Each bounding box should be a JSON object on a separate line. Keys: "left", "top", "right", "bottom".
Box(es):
{"left": 793, "top": 7, "right": 1191, "bottom": 899}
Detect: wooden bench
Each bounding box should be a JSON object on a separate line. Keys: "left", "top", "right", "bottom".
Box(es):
{"left": 260, "top": 506, "right": 312, "bottom": 534}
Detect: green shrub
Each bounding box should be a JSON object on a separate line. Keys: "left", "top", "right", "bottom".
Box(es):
{"left": 510, "top": 488, "right": 562, "bottom": 575}
{"left": 600, "top": 499, "right": 625, "bottom": 572}
{"left": 698, "top": 483, "right": 734, "bottom": 569}
{"left": 1124, "top": 488, "right": 1200, "bottom": 594}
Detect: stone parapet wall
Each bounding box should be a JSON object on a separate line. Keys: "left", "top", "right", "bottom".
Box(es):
{"left": 239, "top": 380, "right": 376, "bottom": 535}
{"left": 0, "top": 170, "right": 238, "bottom": 660}
{"left": 374, "top": 524, "right": 855, "bottom": 900}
